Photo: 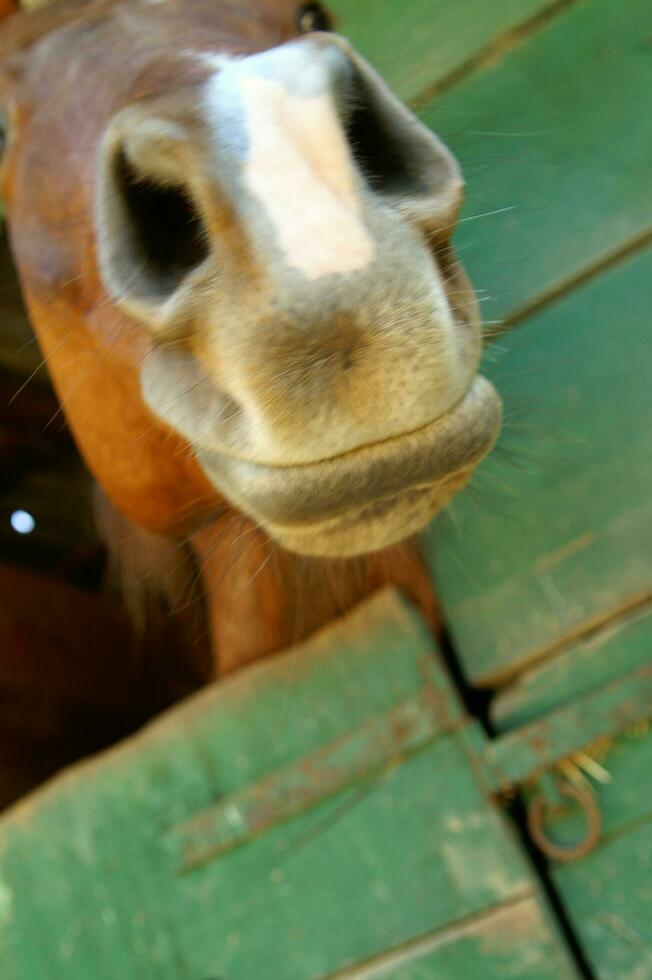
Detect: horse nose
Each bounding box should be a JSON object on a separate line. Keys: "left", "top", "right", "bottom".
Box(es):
{"left": 202, "top": 34, "right": 462, "bottom": 283}
{"left": 96, "top": 35, "right": 462, "bottom": 333}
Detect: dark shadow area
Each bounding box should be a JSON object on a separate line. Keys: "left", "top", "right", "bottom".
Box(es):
{"left": 0, "top": 230, "right": 210, "bottom": 811}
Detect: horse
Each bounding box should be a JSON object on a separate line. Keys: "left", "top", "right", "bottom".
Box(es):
{"left": 0, "top": 0, "right": 501, "bottom": 678}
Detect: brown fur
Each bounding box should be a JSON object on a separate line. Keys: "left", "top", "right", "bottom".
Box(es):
{"left": 0, "top": 0, "right": 497, "bottom": 675}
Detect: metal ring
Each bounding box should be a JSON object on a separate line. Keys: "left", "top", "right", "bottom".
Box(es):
{"left": 527, "top": 780, "right": 601, "bottom": 862}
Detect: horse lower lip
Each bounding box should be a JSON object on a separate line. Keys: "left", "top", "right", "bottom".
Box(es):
{"left": 198, "top": 375, "right": 502, "bottom": 527}
{"left": 263, "top": 475, "right": 475, "bottom": 557}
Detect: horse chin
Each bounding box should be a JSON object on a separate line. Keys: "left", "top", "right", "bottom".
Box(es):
{"left": 196, "top": 374, "right": 502, "bottom": 558}
{"left": 258, "top": 469, "right": 475, "bottom": 558}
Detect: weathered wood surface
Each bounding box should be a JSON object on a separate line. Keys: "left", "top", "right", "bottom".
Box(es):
{"left": 493, "top": 606, "right": 652, "bottom": 979}
{"left": 329, "top": 0, "right": 558, "bottom": 102}
{"left": 330, "top": 896, "right": 575, "bottom": 979}
{"left": 493, "top": 603, "right": 652, "bottom": 731}
{"left": 553, "top": 811, "right": 652, "bottom": 980}
{"left": 420, "top": 0, "right": 652, "bottom": 322}
{"left": 494, "top": 604, "right": 652, "bottom": 838}
{"left": 484, "top": 665, "right": 652, "bottom": 793}
{"left": 411, "top": 2, "right": 652, "bottom": 965}
{"left": 332, "top": 0, "right": 652, "bottom": 323}
{"left": 426, "top": 245, "right": 652, "bottom": 685}
{"left": 0, "top": 592, "right": 577, "bottom": 979}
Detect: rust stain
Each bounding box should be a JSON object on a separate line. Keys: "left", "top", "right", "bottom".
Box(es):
{"left": 175, "top": 671, "right": 457, "bottom": 871}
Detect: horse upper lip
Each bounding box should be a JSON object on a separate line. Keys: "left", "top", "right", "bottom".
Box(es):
{"left": 198, "top": 375, "right": 501, "bottom": 526}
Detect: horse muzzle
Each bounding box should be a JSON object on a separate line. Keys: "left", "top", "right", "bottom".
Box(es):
{"left": 197, "top": 375, "right": 501, "bottom": 557}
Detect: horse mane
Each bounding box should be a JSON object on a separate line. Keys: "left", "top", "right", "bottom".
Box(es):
{"left": 95, "top": 480, "right": 441, "bottom": 677}
{"left": 94, "top": 484, "right": 203, "bottom": 636}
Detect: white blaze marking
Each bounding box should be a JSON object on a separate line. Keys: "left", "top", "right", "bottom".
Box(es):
{"left": 240, "top": 76, "right": 375, "bottom": 279}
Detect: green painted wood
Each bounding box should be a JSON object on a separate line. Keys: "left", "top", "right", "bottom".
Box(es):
{"left": 483, "top": 665, "right": 652, "bottom": 792}
{"left": 492, "top": 606, "right": 652, "bottom": 837}
{"left": 419, "top": 0, "right": 652, "bottom": 319}
{"left": 581, "top": 727, "right": 652, "bottom": 841}
{"left": 331, "top": 897, "right": 577, "bottom": 978}
{"left": 511, "top": 736, "right": 652, "bottom": 977}
{"left": 174, "top": 649, "right": 652, "bottom": 872}
{"left": 426, "top": 245, "right": 652, "bottom": 685}
{"left": 0, "top": 591, "right": 576, "bottom": 979}
{"left": 552, "top": 819, "right": 652, "bottom": 980}
{"left": 329, "top": 0, "right": 554, "bottom": 102}
{"left": 485, "top": 607, "right": 652, "bottom": 976}
{"left": 530, "top": 724, "right": 652, "bottom": 844}
{"left": 493, "top": 603, "right": 652, "bottom": 731}
{"left": 172, "top": 677, "right": 463, "bottom": 870}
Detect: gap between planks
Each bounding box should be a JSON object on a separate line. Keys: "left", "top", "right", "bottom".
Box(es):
{"left": 325, "top": 889, "right": 535, "bottom": 979}
{"left": 482, "top": 591, "right": 652, "bottom": 692}
{"left": 488, "top": 226, "right": 652, "bottom": 340}
{"left": 410, "top": 0, "right": 586, "bottom": 110}
{"left": 403, "top": 0, "right": 652, "bottom": 340}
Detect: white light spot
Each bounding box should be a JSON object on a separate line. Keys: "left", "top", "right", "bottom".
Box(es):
{"left": 10, "top": 510, "right": 35, "bottom": 534}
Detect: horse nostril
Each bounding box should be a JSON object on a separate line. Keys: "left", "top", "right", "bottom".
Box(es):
{"left": 114, "top": 150, "right": 209, "bottom": 298}
{"left": 96, "top": 114, "right": 211, "bottom": 317}
{"left": 346, "top": 94, "right": 420, "bottom": 198}
{"left": 342, "top": 73, "right": 430, "bottom": 199}
{"left": 327, "top": 42, "right": 461, "bottom": 226}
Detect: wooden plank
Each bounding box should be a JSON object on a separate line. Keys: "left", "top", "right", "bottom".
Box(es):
{"left": 455, "top": 594, "right": 652, "bottom": 979}
{"left": 0, "top": 591, "right": 572, "bottom": 979}
{"left": 465, "top": 618, "right": 652, "bottom": 980}
{"left": 426, "top": 245, "right": 652, "bottom": 685}
{"left": 329, "top": 0, "right": 556, "bottom": 102}
{"left": 483, "top": 666, "right": 652, "bottom": 793}
{"left": 552, "top": 820, "right": 652, "bottom": 980}
{"left": 331, "top": 896, "right": 578, "bottom": 978}
{"left": 419, "top": 0, "right": 652, "bottom": 320}
{"left": 493, "top": 604, "right": 652, "bottom": 731}
{"left": 171, "top": 677, "right": 463, "bottom": 871}
{"left": 492, "top": 606, "right": 652, "bottom": 841}
{"left": 537, "top": 725, "right": 652, "bottom": 843}
{"left": 480, "top": 605, "right": 652, "bottom": 976}
{"left": 508, "top": 731, "right": 652, "bottom": 974}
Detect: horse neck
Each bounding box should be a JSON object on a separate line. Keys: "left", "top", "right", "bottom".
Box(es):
{"left": 190, "top": 517, "right": 439, "bottom": 676}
